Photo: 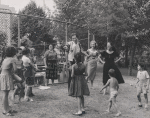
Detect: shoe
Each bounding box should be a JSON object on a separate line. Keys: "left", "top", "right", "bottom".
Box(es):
{"left": 82, "top": 111, "right": 85, "bottom": 114}
{"left": 145, "top": 104, "right": 148, "bottom": 110}
{"left": 8, "top": 110, "right": 17, "bottom": 113}
{"left": 115, "top": 112, "right": 121, "bottom": 117}
{"left": 29, "top": 98, "right": 34, "bottom": 102}
{"left": 24, "top": 97, "right": 30, "bottom": 102}
{"left": 29, "top": 93, "right": 35, "bottom": 97}
{"left": 3, "top": 112, "right": 13, "bottom": 116}
{"left": 73, "top": 111, "right": 82, "bottom": 116}
{"left": 138, "top": 104, "right": 142, "bottom": 107}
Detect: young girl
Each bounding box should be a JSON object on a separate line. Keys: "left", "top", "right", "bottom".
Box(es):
{"left": 136, "top": 63, "right": 150, "bottom": 110}
{"left": 68, "top": 52, "right": 90, "bottom": 116}
{"left": 0, "top": 46, "right": 22, "bottom": 116}
{"left": 12, "top": 48, "right": 25, "bottom": 102}
{"left": 22, "top": 48, "right": 35, "bottom": 102}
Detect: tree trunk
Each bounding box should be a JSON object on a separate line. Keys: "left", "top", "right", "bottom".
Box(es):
{"left": 128, "top": 38, "right": 137, "bottom": 76}
{"left": 125, "top": 45, "right": 128, "bottom": 67}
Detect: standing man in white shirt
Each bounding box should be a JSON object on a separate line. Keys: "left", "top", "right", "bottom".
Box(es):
{"left": 64, "top": 33, "right": 88, "bottom": 90}
{"left": 65, "top": 33, "right": 81, "bottom": 65}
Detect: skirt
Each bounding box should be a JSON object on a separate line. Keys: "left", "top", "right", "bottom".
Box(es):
{"left": 69, "top": 75, "right": 90, "bottom": 97}
{"left": 0, "top": 74, "right": 14, "bottom": 90}
{"left": 24, "top": 66, "right": 34, "bottom": 86}
{"left": 87, "top": 59, "right": 97, "bottom": 81}
{"left": 103, "top": 62, "right": 125, "bottom": 85}
{"left": 16, "top": 69, "right": 24, "bottom": 81}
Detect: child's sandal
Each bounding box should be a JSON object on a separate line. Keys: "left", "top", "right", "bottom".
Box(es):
{"left": 3, "top": 112, "right": 13, "bottom": 116}
{"left": 9, "top": 109, "right": 17, "bottom": 113}
{"left": 138, "top": 104, "right": 142, "bottom": 107}
{"left": 73, "top": 112, "right": 82, "bottom": 116}
{"left": 82, "top": 111, "right": 86, "bottom": 114}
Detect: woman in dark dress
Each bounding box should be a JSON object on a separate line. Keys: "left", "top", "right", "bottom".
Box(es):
{"left": 98, "top": 42, "right": 125, "bottom": 95}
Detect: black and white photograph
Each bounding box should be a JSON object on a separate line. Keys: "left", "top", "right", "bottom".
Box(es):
{"left": 0, "top": 0, "right": 150, "bottom": 118}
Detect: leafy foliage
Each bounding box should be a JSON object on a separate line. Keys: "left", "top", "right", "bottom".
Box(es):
{"left": 12, "top": 1, "right": 54, "bottom": 45}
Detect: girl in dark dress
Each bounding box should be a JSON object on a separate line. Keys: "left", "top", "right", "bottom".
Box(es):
{"left": 98, "top": 42, "right": 125, "bottom": 95}
{"left": 69, "top": 52, "right": 90, "bottom": 116}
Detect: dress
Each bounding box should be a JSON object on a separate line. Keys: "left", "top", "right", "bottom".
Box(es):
{"left": 44, "top": 50, "right": 57, "bottom": 80}
{"left": 101, "top": 51, "right": 125, "bottom": 85}
{"left": 86, "top": 49, "right": 98, "bottom": 81}
{"left": 69, "top": 63, "right": 90, "bottom": 97}
{"left": 0, "top": 58, "right": 14, "bottom": 90}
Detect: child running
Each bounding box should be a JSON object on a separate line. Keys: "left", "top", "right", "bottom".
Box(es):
{"left": 100, "top": 69, "right": 121, "bottom": 117}
{"left": 22, "top": 48, "right": 35, "bottom": 102}
{"left": 136, "top": 63, "right": 150, "bottom": 110}
{"left": 0, "top": 46, "right": 22, "bottom": 116}
{"left": 68, "top": 52, "right": 90, "bottom": 116}
{"left": 12, "top": 48, "right": 25, "bottom": 103}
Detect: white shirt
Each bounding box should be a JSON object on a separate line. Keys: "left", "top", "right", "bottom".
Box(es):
{"left": 22, "top": 55, "right": 31, "bottom": 67}
{"left": 67, "top": 41, "right": 80, "bottom": 61}
{"left": 137, "top": 70, "right": 149, "bottom": 87}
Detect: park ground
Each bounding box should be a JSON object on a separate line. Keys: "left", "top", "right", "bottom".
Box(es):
{"left": 0, "top": 64, "right": 150, "bottom": 118}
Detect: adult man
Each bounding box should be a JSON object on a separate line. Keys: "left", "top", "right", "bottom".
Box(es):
{"left": 64, "top": 33, "right": 81, "bottom": 65}
{"left": 64, "top": 33, "right": 87, "bottom": 90}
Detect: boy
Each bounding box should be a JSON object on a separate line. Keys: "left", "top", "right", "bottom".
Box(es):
{"left": 22, "top": 48, "right": 35, "bottom": 102}
{"left": 12, "top": 48, "right": 25, "bottom": 102}
{"left": 136, "top": 63, "right": 149, "bottom": 110}
{"left": 100, "top": 69, "right": 121, "bottom": 117}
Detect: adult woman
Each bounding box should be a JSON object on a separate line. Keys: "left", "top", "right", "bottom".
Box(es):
{"left": 98, "top": 42, "right": 125, "bottom": 95}
{"left": 44, "top": 44, "right": 57, "bottom": 86}
{"left": 54, "top": 41, "right": 66, "bottom": 83}
{"left": 86, "top": 40, "right": 98, "bottom": 88}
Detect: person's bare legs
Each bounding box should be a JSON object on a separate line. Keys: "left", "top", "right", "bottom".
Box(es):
{"left": 2, "top": 90, "right": 10, "bottom": 113}
{"left": 91, "top": 80, "right": 93, "bottom": 88}
{"left": 103, "top": 87, "right": 107, "bottom": 95}
{"left": 81, "top": 96, "right": 85, "bottom": 112}
{"left": 106, "top": 99, "right": 112, "bottom": 113}
{"left": 137, "top": 93, "right": 142, "bottom": 106}
{"left": 12, "top": 87, "right": 19, "bottom": 102}
{"left": 113, "top": 97, "right": 121, "bottom": 116}
{"left": 19, "top": 87, "right": 24, "bottom": 102}
{"left": 51, "top": 79, "right": 55, "bottom": 86}
{"left": 77, "top": 97, "right": 82, "bottom": 114}
{"left": 144, "top": 93, "right": 148, "bottom": 109}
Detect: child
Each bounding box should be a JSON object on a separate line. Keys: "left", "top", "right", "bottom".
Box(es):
{"left": 22, "top": 48, "right": 35, "bottom": 102}
{"left": 136, "top": 63, "right": 149, "bottom": 110}
{"left": 68, "top": 52, "right": 90, "bottom": 116}
{"left": 12, "top": 48, "right": 25, "bottom": 102}
{"left": 100, "top": 69, "right": 121, "bottom": 117}
{"left": 0, "top": 46, "right": 22, "bottom": 116}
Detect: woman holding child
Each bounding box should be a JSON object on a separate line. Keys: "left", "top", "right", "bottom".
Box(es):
{"left": 98, "top": 42, "right": 125, "bottom": 95}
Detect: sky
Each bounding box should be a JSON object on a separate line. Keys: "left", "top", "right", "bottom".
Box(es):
{"left": 1, "top": 0, "right": 56, "bottom": 13}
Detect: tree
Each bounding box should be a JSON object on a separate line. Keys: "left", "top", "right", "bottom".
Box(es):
{"left": 12, "top": 1, "right": 54, "bottom": 45}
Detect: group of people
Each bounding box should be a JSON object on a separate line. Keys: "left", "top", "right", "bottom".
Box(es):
{"left": 64, "top": 33, "right": 149, "bottom": 117}
{"left": 0, "top": 33, "right": 149, "bottom": 117}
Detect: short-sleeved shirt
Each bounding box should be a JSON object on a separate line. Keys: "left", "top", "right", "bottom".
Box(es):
{"left": 15, "top": 57, "right": 23, "bottom": 69}
{"left": 22, "top": 55, "right": 31, "bottom": 67}
{"left": 44, "top": 50, "right": 57, "bottom": 63}
{"left": 137, "top": 71, "right": 149, "bottom": 87}
{"left": 67, "top": 41, "right": 80, "bottom": 61}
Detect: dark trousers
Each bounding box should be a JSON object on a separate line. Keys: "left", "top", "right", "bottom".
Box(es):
{"left": 68, "top": 60, "right": 75, "bottom": 91}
